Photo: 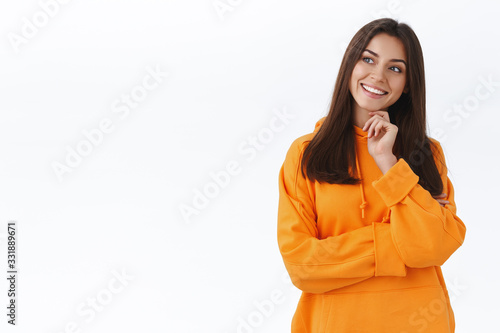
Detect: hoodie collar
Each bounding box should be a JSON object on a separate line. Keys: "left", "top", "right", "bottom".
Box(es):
{"left": 354, "top": 124, "right": 369, "bottom": 140}
{"left": 313, "top": 117, "right": 369, "bottom": 219}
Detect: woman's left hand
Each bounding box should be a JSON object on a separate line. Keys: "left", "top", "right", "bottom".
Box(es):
{"left": 432, "top": 193, "right": 450, "bottom": 207}
{"left": 362, "top": 111, "right": 398, "bottom": 158}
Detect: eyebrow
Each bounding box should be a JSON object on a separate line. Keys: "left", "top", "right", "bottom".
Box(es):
{"left": 364, "top": 49, "right": 407, "bottom": 67}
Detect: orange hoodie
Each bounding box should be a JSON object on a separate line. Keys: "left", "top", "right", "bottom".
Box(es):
{"left": 277, "top": 117, "right": 466, "bottom": 332}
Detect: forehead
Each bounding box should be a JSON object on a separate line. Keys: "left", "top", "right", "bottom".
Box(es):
{"left": 365, "top": 33, "right": 407, "bottom": 60}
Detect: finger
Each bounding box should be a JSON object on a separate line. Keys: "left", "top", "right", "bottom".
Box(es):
{"left": 435, "top": 199, "right": 446, "bottom": 205}
{"left": 368, "top": 111, "right": 388, "bottom": 116}
{"left": 373, "top": 112, "right": 389, "bottom": 122}
{"left": 435, "top": 199, "right": 450, "bottom": 205}
{"left": 362, "top": 117, "right": 376, "bottom": 131}
{"left": 370, "top": 119, "right": 386, "bottom": 138}
{"left": 375, "top": 121, "right": 385, "bottom": 137}
{"left": 366, "top": 116, "right": 380, "bottom": 137}
{"left": 369, "top": 111, "right": 390, "bottom": 122}
{"left": 366, "top": 116, "right": 391, "bottom": 137}
{"left": 371, "top": 121, "right": 379, "bottom": 138}
{"left": 363, "top": 114, "right": 385, "bottom": 132}
{"left": 367, "top": 118, "right": 378, "bottom": 137}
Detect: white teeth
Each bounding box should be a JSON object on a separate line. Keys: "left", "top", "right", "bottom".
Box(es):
{"left": 362, "top": 84, "right": 386, "bottom": 95}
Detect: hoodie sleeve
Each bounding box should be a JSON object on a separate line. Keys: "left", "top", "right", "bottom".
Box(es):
{"left": 277, "top": 138, "right": 407, "bottom": 294}
{"left": 371, "top": 139, "right": 466, "bottom": 268}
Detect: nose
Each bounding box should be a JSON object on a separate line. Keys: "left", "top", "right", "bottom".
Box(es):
{"left": 370, "top": 65, "right": 386, "bottom": 82}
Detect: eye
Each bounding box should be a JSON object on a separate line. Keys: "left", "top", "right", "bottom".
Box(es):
{"left": 362, "top": 57, "right": 374, "bottom": 64}
{"left": 390, "top": 66, "right": 403, "bottom": 73}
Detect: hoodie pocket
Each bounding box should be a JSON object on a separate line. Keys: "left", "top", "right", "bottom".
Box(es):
{"left": 292, "top": 293, "right": 331, "bottom": 333}
{"left": 323, "top": 286, "right": 453, "bottom": 332}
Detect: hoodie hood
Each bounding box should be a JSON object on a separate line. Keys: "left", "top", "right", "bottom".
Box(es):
{"left": 313, "top": 117, "right": 370, "bottom": 219}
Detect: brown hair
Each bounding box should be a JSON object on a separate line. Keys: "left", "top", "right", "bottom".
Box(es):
{"left": 301, "top": 18, "right": 445, "bottom": 196}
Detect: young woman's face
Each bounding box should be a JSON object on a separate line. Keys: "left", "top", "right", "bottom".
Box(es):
{"left": 349, "top": 33, "right": 408, "bottom": 113}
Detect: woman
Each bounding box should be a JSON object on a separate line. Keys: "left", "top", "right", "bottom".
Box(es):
{"left": 277, "top": 18, "right": 466, "bottom": 332}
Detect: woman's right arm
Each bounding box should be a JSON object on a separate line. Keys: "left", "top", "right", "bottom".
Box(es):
{"left": 277, "top": 138, "right": 407, "bottom": 294}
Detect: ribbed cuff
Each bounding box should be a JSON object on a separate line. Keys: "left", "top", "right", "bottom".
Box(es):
{"left": 373, "top": 222, "right": 406, "bottom": 277}
{"left": 371, "top": 158, "right": 419, "bottom": 207}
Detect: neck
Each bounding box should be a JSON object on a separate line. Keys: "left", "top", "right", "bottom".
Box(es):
{"left": 353, "top": 103, "right": 388, "bottom": 128}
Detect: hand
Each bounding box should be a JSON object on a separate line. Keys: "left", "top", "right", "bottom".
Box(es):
{"left": 362, "top": 111, "right": 398, "bottom": 158}
{"left": 433, "top": 193, "right": 450, "bottom": 207}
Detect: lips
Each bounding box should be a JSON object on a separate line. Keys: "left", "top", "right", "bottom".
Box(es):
{"left": 361, "top": 83, "right": 388, "bottom": 95}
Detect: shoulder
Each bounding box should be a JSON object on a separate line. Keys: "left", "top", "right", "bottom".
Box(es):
{"left": 283, "top": 131, "right": 316, "bottom": 168}
{"left": 428, "top": 137, "right": 442, "bottom": 157}
{"left": 281, "top": 129, "right": 318, "bottom": 188}
{"left": 284, "top": 117, "right": 325, "bottom": 162}
{"left": 289, "top": 132, "right": 314, "bottom": 154}
{"left": 428, "top": 137, "right": 447, "bottom": 176}
{"left": 280, "top": 129, "right": 318, "bottom": 200}
{"left": 428, "top": 137, "right": 444, "bottom": 158}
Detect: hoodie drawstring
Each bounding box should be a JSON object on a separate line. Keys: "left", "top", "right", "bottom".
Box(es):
{"left": 355, "top": 149, "right": 368, "bottom": 219}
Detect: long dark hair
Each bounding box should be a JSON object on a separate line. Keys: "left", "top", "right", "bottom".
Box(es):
{"left": 301, "top": 18, "right": 445, "bottom": 196}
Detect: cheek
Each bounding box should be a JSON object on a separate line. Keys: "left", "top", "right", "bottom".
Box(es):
{"left": 351, "top": 64, "right": 364, "bottom": 79}
{"left": 349, "top": 65, "right": 364, "bottom": 89}
{"left": 392, "top": 77, "right": 406, "bottom": 93}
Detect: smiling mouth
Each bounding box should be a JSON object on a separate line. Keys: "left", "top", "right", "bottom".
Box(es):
{"left": 361, "top": 83, "right": 388, "bottom": 95}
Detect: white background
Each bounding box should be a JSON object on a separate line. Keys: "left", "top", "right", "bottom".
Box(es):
{"left": 0, "top": 0, "right": 498, "bottom": 332}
